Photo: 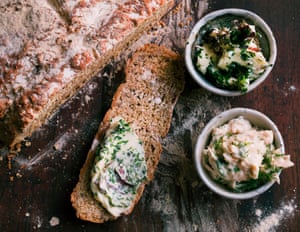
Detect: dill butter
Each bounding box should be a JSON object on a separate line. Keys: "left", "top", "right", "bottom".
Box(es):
{"left": 90, "top": 117, "right": 147, "bottom": 217}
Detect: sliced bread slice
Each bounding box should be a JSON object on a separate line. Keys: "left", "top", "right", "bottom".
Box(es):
{"left": 70, "top": 43, "right": 185, "bottom": 223}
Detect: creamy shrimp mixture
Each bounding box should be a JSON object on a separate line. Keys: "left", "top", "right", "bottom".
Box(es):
{"left": 202, "top": 116, "right": 294, "bottom": 192}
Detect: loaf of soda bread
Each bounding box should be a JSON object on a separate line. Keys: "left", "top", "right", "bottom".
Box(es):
{"left": 70, "top": 44, "right": 185, "bottom": 223}
{"left": 0, "top": 0, "right": 175, "bottom": 148}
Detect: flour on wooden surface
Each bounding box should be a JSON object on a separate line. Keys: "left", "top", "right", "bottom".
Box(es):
{"left": 288, "top": 85, "right": 297, "bottom": 92}
{"left": 143, "top": 88, "right": 231, "bottom": 232}
{"left": 251, "top": 198, "right": 297, "bottom": 232}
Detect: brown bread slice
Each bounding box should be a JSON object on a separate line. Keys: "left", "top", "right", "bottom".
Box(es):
{"left": 70, "top": 43, "right": 185, "bottom": 223}
{"left": 0, "top": 0, "right": 175, "bottom": 148}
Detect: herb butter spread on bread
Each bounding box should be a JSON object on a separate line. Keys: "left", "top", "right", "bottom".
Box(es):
{"left": 71, "top": 44, "right": 185, "bottom": 223}
{"left": 90, "top": 117, "right": 147, "bottom": 217}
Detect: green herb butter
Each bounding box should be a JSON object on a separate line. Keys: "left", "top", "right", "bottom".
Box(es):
{"left": 193, "top": 14, "right": 271, "bottom": 92}
{"left": 90, "top": 117, "right": 147, "bottom": 217}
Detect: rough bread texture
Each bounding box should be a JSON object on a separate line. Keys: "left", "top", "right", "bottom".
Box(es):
{"left": 70, "top": 44, "right": 185, "bottom": 223}
{"left": 0, "top": 0, "right": 175, "bottom": 148}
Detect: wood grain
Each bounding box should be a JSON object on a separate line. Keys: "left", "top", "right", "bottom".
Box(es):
{"left": 0, "top": 0, "right": 299, "bottom": 231}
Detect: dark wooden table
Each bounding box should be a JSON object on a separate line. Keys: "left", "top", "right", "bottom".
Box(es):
{"left": 1, "top": 0, "right": 299, "bottom": 231}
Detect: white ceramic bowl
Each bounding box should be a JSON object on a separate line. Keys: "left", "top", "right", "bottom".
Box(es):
{"left": 194, "top": 108, "right": 284, "bottom": 199}
{"left": 185, "top": 8, "right": 277, "bottom": 96}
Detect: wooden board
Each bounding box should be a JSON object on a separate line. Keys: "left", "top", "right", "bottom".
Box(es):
{"left": 0, "top": 0, "right": 299, "bottom": 231}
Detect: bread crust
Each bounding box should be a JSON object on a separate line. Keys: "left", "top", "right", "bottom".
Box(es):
{"left": 0, "top": 0, "right": 175, "bottom": 147}
{"left": 70, "top": 44, "right": 185, "bottom": 223}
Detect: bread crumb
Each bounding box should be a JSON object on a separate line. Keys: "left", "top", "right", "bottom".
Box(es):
{"left": 62, "top": 154, "right": 68, "bottom": 160}
{"left": 7, "top": 152, "right": 17, "bottom": 170}
{"left": 35, "top": 216, "right": 42, "bottom": 229}
{"left": 15, "top": 143, "right": 22, "bottom": 153}
{"left": 16, "top": 172, "right": 22, "bottom": 178}
{"left": 255, "top": 209, "right": 262, "bottom": 217}
{"left": 53, "top": 143, "right": 60, "bottom": 151}
{"left": 49, "top": 216, "right": 60, "bottom": 227}
{"left": 53, "top": 133, "right": 70, "bottom": 151}
{"left": 84, "top": 95, "right": 91, "bottom": 104}
{"left": 25, "top": 212, "right": 30, "bottom": 217}
{"left": 25, "top": 140, "right": 31, "bottom": 147}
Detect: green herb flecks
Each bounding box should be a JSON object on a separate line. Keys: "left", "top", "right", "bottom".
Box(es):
{"left": 193, "top": 16, "right": 269, "bottom": 93}
{"left": 206, "top": 62, "right": 252, "bottom": 92}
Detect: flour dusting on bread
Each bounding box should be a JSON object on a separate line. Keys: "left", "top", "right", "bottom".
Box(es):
{"left": 0, "top": 0, "right": 175, "bottom": 148}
